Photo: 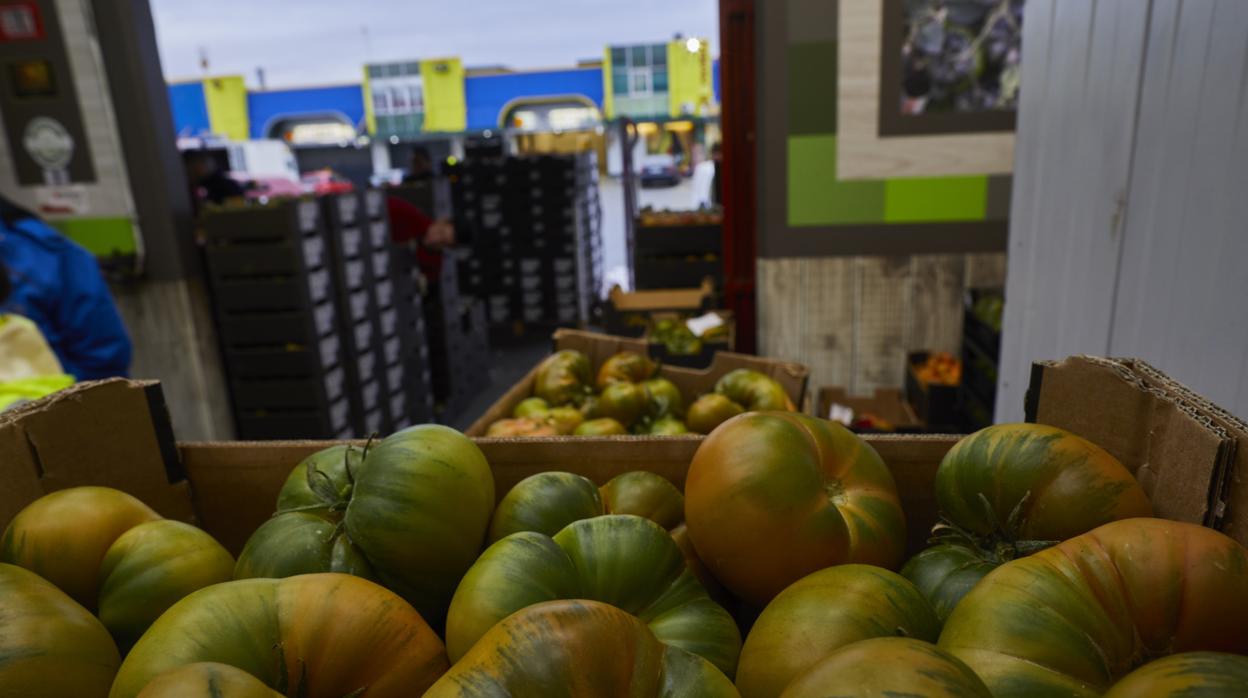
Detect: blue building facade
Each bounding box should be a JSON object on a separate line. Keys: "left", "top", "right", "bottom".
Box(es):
{"left": 169, "top": 61, "right": 719, "bottom": 140}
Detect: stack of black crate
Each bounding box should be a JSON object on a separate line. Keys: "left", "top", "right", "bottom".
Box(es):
{"left": 423, "top": 250, "right": 491, "bottom": 420}
{"left": 320, "top": 192, "right": 389, "bottom": 436}
{"left": 633, "top": 215, "right": 723, "bottom": 291}
{"left": 202, "top": 200, "right": 354, "bottom": 440}
{"left": 362, "top": 189, "right": 436, "bottom": 429}
{"left": 452, "top": 153, "right": 602, "bottom": 330}
{"left": 957, "top": 289, "right": 1003, "bottom": 432}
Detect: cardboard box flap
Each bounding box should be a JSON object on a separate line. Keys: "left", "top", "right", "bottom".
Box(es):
{"left": 608, "top": 279, "right": 714, "bottom": 311}
{"left": 1027, "top": 356, "right": 1230, "bottom": 526}
{"left": 0, "top": 379, "right": 194, "bottom": 527}
{"left": 1121, "top": 358, "right": 1247, "bottom": 539}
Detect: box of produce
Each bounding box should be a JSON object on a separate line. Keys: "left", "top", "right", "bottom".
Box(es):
{"left": 646, "top": 310, "right": 734, "bottom": 369}
{"left": 464, "top": 329, "right": 808, "bottom": 438}
{"left": 0, "top": 354, "right": 1245, "bottom": 697}
{"left": 603, "top": 280, "right": 715, "bottom": 338}
{"left": 819, "top": 387, "right": 924, "bottom": 433}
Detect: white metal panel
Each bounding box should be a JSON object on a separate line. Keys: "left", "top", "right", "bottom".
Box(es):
{"left": 1109, "top": 0, "right": 1248, "bottom": 415}
{"left": 997, "top": 0, "right": 1152, "bottom": 420}
{"left": 1000, "top": 0, "right": 1248, "bottom": 422}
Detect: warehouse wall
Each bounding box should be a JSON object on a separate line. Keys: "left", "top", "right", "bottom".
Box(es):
{"left": 998, "top": 0, "right": 1248, "bottom": 422}
{"left": 755, "top": 0, "right": 1010, "bottom": 396}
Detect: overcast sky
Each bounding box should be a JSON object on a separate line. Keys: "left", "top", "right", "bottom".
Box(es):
{"left": 151, "top": 0, "right": 719, "bottom": 88}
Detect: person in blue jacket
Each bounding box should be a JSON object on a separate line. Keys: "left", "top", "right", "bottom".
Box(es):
{"left": 0, "top": 195, "right": 132, "bottom": 380}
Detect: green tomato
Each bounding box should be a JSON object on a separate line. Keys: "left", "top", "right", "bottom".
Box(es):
{"left": 598, "top": 382, "right": 648, "bottom": 427}
{"left": 98, "top": 520, "right": 234, "bottom": 652}
{"left": 648, "top": 416, "right": 690, "bottom": 436}
{"left": 513, "top": 397, "right": 551, "bottom": 420}
{"left": 642, "top": 377, "right": 685, "bottom": 419}
{"left": 574, "top": 418, "right": 628, "bottom": 436}
{"left": 445, "top": 515, "right": 741, "bottom": 677}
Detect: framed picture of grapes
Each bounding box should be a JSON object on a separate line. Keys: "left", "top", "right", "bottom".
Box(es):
{"left": 879, "top": 0, "right": 1022, "bottom": 136}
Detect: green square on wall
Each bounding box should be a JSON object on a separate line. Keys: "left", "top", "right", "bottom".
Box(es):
{"left": 788, "top": 135, "right": 885, "bottom": 226}
{"left": 884, "top": 177, "right": 989, "bottom": 222}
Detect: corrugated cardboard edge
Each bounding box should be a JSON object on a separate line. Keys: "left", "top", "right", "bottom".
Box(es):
{"left": 608, "top": 279, "right": 715, "bottom": 311}
{"left": 1118, "top": 358, "right": 1246, "bottom": 538}
{"left": 464, "top": 329, "right": 810, "bottom": 437}
{"left": 1026, "top": 356, "right": 1231, "bottom": 530}
{"left": 0, "top": 379, "right": 195, "bottom": 527}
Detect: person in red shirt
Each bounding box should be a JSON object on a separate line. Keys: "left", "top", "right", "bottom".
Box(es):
{"left": 386, "top": 196, "right": 455, "bottom": 281}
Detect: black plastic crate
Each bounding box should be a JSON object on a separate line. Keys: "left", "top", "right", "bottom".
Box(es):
{"left": 363, "top": 189, "right": 387, "bottom": 220}
{"left": 963, "top": 289, "right": 1004, "bottom": 360}
{"left": 205, "top": 237, "right": 328, "bottom": 278}
{"left": 366, "top": 219, "right": 390, "bottom": 250}
{"left": 960, "top": 337, "right": 999, "bottom": 412}
{"left": 635, "top": 224, "right": 722, "bottom": 258}
{"left": 210, "top": 268, "right": 334, "bottom": 314}
{"left": 218, "top": 305, "right": 337, "bottom": 348}
{"left": 957, "top": 384, "right": 995, "bottom": 433}
{"left": 237, "top": 402, "right": 354, "bottom": 441}
{"left": 231, "top": 367, "right": 347, "bottom": 411}
{"left": 369, "top": 248, "right": 392, "bottom": 283}
{"left": 324, "top": 192, "right": 362, "bottom": 229}
{"left": 224, "top": 336, "right": 342, "bottom": 379}
{"left": 634, "top": 257, "right": 722, "bottom": 291}
{"left": 201, "top": 199, "right": 321, "bottom": 242}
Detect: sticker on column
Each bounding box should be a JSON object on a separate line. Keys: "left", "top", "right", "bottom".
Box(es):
{"left": 34, "top": 185, "right": 89, "bottom": 216}
{"left": 23, "top": 117, "right": 74, "bottom": 185}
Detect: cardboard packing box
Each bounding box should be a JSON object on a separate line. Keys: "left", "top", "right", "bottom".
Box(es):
{"left": 818, "top": 387, "right": 923, "bottom": 433}
{"left": 0, "top": 355, "right": 1243, "bottom": 560}
{"left": 603, "top": 280, "right": 715, "bottom": 338}
{"left": 463, "top": 328, "right": 809, "bottom": 437}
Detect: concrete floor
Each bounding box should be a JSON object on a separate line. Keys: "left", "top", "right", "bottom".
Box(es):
{"left": 444, "top": 332, "right": 552, "bottom": 432}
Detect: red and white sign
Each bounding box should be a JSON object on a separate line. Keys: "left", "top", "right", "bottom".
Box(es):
{"left": 0, "top": 2, "right": 44, "bottom": 42}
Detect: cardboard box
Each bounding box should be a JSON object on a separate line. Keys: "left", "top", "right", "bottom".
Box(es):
{"left": 647, "top": 311, "right": 736, "bottom": 370}
{"left": 604, "top": 280, "right": 715, "bottom": 338}
{"left": 818, "top": 388, "right": 923, "bottom": 433}
{"left": 463, "top": 329, "right": 810, "bottom": 438}
{"left": 0, "top": 380, "right": 943, "bottom": 558}
{"left": 2, "top": 353, "right": 1242, "bottom": 563}
{"left": 1024, "top": 356, "right": 1236, "bottom": 527}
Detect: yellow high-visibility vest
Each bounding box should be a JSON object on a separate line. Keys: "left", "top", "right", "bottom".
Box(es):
{"left": 0, "top": 314, "right": 73, "bottom": 410}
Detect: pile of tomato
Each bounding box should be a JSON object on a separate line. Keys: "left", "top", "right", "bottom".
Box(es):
{"left": 2, "top": 412, "right": 1247, "bottom": 697}
{"left": 486, "top": 349, "right": 794, "bottom": 437}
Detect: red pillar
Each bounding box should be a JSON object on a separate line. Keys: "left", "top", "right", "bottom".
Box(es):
{"left": 719, "top": 0, "right": 758, "bottom": 354}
